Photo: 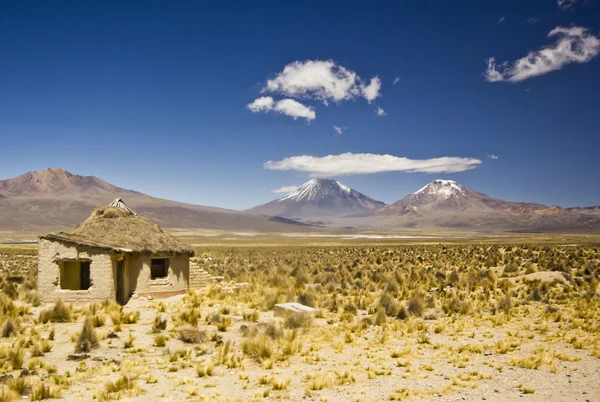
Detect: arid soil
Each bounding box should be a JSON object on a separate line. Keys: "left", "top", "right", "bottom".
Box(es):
{"left": 0, "top": 242, "right": 599, "bottom": 401}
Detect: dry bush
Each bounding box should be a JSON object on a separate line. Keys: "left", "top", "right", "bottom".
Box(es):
{"left": 75, "top": 317, "right": 99, "bottom": 353}
{"left": 178, "top": 327, "right": 208, "bottom": 344}
{"left": 284, "top": 312, "right": 313, "bottom": 329}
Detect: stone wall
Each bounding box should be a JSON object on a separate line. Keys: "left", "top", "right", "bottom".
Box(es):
{"left": 129, "top": 253, "right": 190, "bottom": 296}
{"left": 37, "top": 238, "right": 116, "bottom": 303}
{"left": 189, "top": 260, "right": 212, "bottom": 289}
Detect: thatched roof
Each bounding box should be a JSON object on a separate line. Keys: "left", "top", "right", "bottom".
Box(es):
{"left": 40, "top": 203, "right": 194, "bottom": 255}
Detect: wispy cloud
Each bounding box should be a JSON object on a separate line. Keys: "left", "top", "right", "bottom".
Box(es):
{"left": 488, "top": 154, "right": 499, "bottom": 160}
{"left": 485, "top": 26, "right": 600, "bottom": 83}
{"left": 247, "top": 96, "right": 315, "bottom": 121}
{"left": 498, "top": 16, "right": 506, "bottom": 24}
{"left": 526, "top": 17, "right": 539, "bottom": 25}
{"left": 393, "top": 77, "right": 400, "bottom": 85}
{"left": 271, "top": 185, "right": 298, "bottom": 193}
{"left": 376, "top": 107, "right": 387, "bottom": 116}
{"left": 264, "top": 60, "right": 381, "bottom": 103}
{"left": 557, "top": 0, "right": 579, "bottom": 10}
{"left": 264, "top": 153, "right": 482, "bottom": 176}
{"left": 333, "top": 126, "right": 345, "bottom": 135}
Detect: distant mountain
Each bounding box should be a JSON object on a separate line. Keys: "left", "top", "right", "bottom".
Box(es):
{"left": 567, "top": 205, "right": 600, "bottom": 213}
{"left": 248, "top": 178, "right": 386, "bottom": 219}
{"left": 381, "top": 180, "right": 545, "bottom": 215}
{"left": 0, "top": 168, "right": 314, "bottom": 232}
{"left": 377, "top": 179, "right": 600, "bottom": 231}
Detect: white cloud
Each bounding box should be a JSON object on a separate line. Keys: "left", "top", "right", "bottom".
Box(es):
{"left": 488, "top": 154, "right": 499, "bottom": 160}
{"left": 558, "top": 0, "right": 579, "bottom": 10}
{"left": 247, "top": 96, "right": 315, "bottom": 121}
{"left": 362, "top": 77, "right": 381, "bottom": 102}
{"left": 333, "top": 126, "right": 344, "bottom": 135}
{"left": 376, "top": 107, "right": 387, "bottom": 116}
{"left": 526, "top": 17, "right": 538, "bottom": 25}
{"left": 272, "top": 186, "right": 298, "bottom": 193}
{"left": 273, "top": 99, "right": 316, "bottom": 121}
{"left": 264, "top": 153, "right": 482, "bottom": 176}
{"left": 247, "top": 96, "right": 274, "bottom": 112}
{"left": 393, "top": 77, "right": 400, "bottom": 85}
{"left": 485, "top": 26, "right": 600, "bottom": 83}
{"left": 264, "top": 60, "right": 381, "bottom": 103}
{"left": 498, "top": 16, "right": 506, "bottom": 24}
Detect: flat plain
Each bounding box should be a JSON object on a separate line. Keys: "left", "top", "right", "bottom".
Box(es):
{"left": 0, "top": 233, "right": 599, "bottom": 401}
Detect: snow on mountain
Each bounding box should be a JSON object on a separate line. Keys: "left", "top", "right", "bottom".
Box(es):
{"left": 280, "top": 179, "right": 352, "bottom": 202}
{"left": 379, "top": 178, "right": 549, "bottom": 221}
{"left": 249, "top": 178, "right": 386, "bottom": 219}
{"left": 413, "top": 180, "right": 466, "bottom": 199}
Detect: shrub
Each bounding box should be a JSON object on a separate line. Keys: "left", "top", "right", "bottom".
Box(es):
{"left": 30, "top": 383, "right": 61, "bottom": 401}
{"left": 1, "top": 318, "right": 17, "bottom": 337}
{"left": 23, "top": 291, "right": 41, "bottom": 306}
{"left": 75, "top": 317, "right": 99, "bottom": 353}
{"left": 104, "top": 375, "right": 136, "bottom": 394}
{"left": 123, "top": 332, "right": 135, "bottom": 349}
{"left": 7, "top": 377, "right": 27, "bottom": 395}
{"left": 92, "top": 313, "right": 106, "bottom": 327}
{"left": 497, "top": 294, "right": 513, "bottom": 314}
{"left": 297, "top": 291, "right": 316, "bottom": 307}
{"left": 9, "top": 348, "right": 24, "bottom": 370}
{"left": 0, "top": 388, "right": 17, "bottom": 402}
{"left": 196, "top": 361, "right": 215, "bottom": 377}
{"left": 178, "top": 327, "right": 208, "bottom": 344}
{"left": 396, "top": 306, "right": 409, "bottom": 320}
{"left": 264, "top": 322, "right": 283, "bottom": 339}
{"left": 153, "top": 334, "right": 167, "bottom": 347}
{"left": 407, "top": 295, "right": 425, "bottom": 317}
{"left": 343, "top": 303, "right": 358, "bottom": 315}
{"left": 375, "top": 307, "right": 387, "bottom": 326}
{"left": 284, "top": 312, "right": 313, "bottom": 329}
{"left": 38, "top": 300, "right": 71, "bottom": 323}
{"left": 241, "top": 335, "right": 274, "bottom": 362}
{"left": 152, "top": 315, "right": 167, "bottom": 332}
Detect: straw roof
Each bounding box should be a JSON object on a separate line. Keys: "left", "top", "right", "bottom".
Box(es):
{"left": 40, "top": 203, "right": 193, "bottom": 255}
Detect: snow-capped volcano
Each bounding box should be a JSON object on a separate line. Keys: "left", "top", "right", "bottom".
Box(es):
{"left": 248, "top": 178, "right": 386, "bottom": 219}
{"left": 380, "top": 179, "right": 547, "bottom": 218}
{"left": 279, "top": 179, "right": 352, "bottom": 202}
{"left": 413, "top": 180, "right": 466, "bottom": 200}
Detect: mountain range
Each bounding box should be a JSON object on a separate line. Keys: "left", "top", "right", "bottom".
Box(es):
{"left": 0, "top": 168, "right": 311, "bottom": 232}
{"left": 0, "top": 168, "right": 598, "bottom": 232}
{"left": 252, "top": 178, "right": 600, "bottom": 231}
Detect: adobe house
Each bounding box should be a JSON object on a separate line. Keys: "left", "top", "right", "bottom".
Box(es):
{"left": 38, "top": 199, "right": 193, "bottom": 304}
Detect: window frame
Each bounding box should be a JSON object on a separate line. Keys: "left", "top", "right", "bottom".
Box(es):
{"left": 59, "top": 259, "right": 91, "bottom": 290}
{"left": 150, "top": 258, "right": 169, "bottom": 279}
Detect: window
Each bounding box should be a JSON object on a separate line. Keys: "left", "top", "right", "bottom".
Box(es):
{"left": 60, "top": 260, "right": 91, "bottom": 290}
{"left": 151, "top": 258, "right": 169, "bottom": 279}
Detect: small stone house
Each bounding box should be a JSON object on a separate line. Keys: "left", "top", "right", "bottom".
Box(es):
{"left": 38, "top": 199, "right": 194, "bottom": 304}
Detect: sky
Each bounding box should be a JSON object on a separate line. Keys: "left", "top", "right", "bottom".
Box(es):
{"left": 1, "top": 0, "right": 599, "bottom": 209}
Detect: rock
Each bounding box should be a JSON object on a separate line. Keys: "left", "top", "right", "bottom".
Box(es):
{"left": 107, "top": 332, "right": 119, "bottom": 339}
{"left": 147, "top": 295, "right": 154, "bottom": 300}
{"left": 484, "top": 351, "right": 492, "bottom": 356}
{"left": 131, "top": 293, "right": 139, "bottom": 299}
{"left": 0, "top": 374, "right": 13, "bottom": 383}
{"left": 67, "top": 353, "right": 89, "bottom": 361}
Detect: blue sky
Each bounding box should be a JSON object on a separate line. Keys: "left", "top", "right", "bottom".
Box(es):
{"left": 1, "top": 1, "right": 599, "bottom": 209}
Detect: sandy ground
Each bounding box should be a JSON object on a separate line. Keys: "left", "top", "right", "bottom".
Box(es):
{"left": 5, "top": 293, "right": 596, "bottom": 402}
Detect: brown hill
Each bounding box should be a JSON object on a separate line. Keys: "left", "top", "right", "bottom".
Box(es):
{"left": 0, "top": 169, "right": 313, "bottom": 233}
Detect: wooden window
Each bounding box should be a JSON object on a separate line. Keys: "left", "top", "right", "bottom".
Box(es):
{"left": 60, "top": 260, "right": 91, "bottom": 290}
{"left": 150, "top": 258, "right": 169, "bottom": 279}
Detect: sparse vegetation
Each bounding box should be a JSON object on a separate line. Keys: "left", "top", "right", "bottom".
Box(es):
{"left": 0, "top": 240, "right": 599, "bottom": 401}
